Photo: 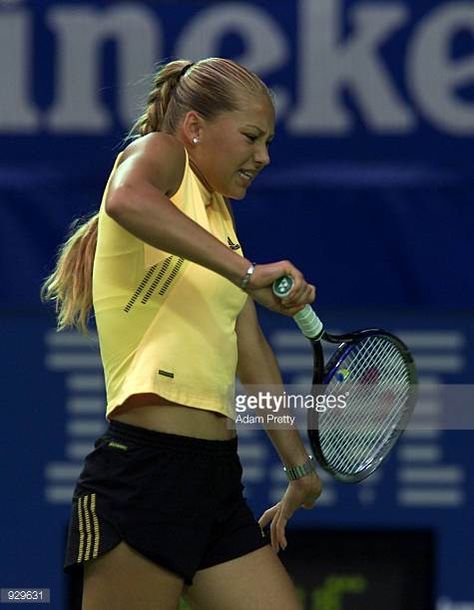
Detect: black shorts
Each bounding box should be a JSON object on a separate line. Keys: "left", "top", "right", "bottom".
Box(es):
{"left": 64, "top": 419, "right": 268, "bottom": 586}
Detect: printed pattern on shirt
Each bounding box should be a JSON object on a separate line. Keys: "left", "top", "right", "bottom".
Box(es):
{"left": 124, "top": 256, "right": 185, "bottom": 312}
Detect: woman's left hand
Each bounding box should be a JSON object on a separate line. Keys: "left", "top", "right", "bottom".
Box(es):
{"left": 258, "top": 472, "right": 322, "bottom": 552}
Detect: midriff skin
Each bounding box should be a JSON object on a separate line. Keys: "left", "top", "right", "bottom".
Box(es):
{"left": 110, "top": 394, "right": 236, "bottom": 441}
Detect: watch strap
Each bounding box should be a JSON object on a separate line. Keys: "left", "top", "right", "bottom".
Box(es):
{"left": 283, "top": 455, "right": 316, "bottom": 481}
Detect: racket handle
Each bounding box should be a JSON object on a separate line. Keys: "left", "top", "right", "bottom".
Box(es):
{"left": 272, "top": 276, "right": 324, "bottom": 340}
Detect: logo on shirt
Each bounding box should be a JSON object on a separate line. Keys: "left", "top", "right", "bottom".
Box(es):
{"left": 158, "top": 369, "right": 174, "bottom": 379}
{"left": 227, "top": 237, "right": 241, "bottom": 250}
{"left": 108, "top": 441, "right": 128, "bottom": 451}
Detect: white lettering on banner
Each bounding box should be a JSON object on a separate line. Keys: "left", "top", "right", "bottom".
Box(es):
{"left": 0, "top": 12, "right": 39, "bottom": 131}
{"left": 407, "top": 4, "right": 474, "bottom": 135}
{"left": 46, "top": 5, "right": 158, "bottom": 131}
{"left": 0, "top": 0, "right": 473, "bottom": 134}
{"left": 290, "top": 0, "right": 415, "bottom": 133}
{"left": 175, "top": 3, "right": 290, "bottom": 115}
{"left": 438, "top": 599, "right": 474, "bottom": 610}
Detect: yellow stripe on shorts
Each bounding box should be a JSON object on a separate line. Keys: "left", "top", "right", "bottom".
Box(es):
{"left": 90, "top": 493, "right": 100, "bottom": 559}
{"left": 77, "top": 496, "right": 85, "bottom": 563}
{"left": 77, "top": 494, "right": 101, "bottom": 562}
{"left": 83, "top": 495, "right": 92, "bottom": 561}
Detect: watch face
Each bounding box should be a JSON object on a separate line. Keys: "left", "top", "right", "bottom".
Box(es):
{"left": 280, "top": 529, "right": 434, "bottom": 610}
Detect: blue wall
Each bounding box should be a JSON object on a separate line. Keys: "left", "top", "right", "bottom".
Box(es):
{"left": 1, "top": 1, "right": 473, "bottom": 608}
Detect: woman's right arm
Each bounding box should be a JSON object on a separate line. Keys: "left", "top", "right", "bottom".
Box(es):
{"left": 106, "top": 133, "right": 314, "bottom": 314}
{"left": 106, "top": 132, "right": 252, "bottom": 285}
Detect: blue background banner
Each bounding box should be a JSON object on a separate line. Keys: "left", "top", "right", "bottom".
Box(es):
{"left": 1, "top": 1, "right": 473, "bottom": 608}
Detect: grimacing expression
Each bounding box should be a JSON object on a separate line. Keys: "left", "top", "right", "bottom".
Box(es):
{"left": 193, "top": 95, "right": 275, "bottom": 199}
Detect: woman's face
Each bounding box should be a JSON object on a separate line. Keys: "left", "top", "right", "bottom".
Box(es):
{"left": 188, "top": 95, "right": 275, "bottom": 200}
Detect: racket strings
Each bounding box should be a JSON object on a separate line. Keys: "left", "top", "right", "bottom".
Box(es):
{"left": 324, "top": 376, "right": 407, "bottom": 472}
{"left": 327, "top": 338, "right": 407, "bottom": 427}
{"left": 320, "top": 337, "right": 411, "bottom": 474}
{"left": 325, "top": 349, "right": 409, "bottom": 472}
{"left": 331, "top": 374, "right": 408, "bottom": 474}
{"left": 325, "top": 343, "right": 409, "bottom": 470}
{"left": 337, "top": 340, "right": 410, "bottom": 434}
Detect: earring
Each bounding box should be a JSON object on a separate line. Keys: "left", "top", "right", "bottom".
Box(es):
{"left": 192, "top": 137, "right": 199, "bottom": 144}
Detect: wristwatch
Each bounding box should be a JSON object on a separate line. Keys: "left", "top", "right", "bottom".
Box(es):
{"left": 283, "top": 455, "right": 316, "bottom": 481}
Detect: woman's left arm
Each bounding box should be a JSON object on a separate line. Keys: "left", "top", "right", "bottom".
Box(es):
{"left": 236, "top": 297, "right": 323, "bottom": 553}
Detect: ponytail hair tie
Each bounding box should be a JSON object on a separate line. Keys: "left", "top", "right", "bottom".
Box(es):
{"left": 179, "top": 63, "right": 194, "bottom": 79}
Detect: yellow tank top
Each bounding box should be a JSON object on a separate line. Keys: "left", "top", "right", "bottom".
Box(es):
{"left": 92, "top": 147, "right": 247, "bottom": 420}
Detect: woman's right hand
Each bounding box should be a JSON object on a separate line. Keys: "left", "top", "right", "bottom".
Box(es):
{"left": 245, "top": 261, "right": 316, "bottom": 317}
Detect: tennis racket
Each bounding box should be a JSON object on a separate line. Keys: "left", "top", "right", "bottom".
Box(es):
{"left": 273, "top": 276, "right": 417, "bottom": 483}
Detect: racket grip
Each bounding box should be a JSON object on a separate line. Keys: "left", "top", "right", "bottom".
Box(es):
{"left": 272, "top": 276, "right": 324, "bottom": 340}
{"left": 293, "top": 305, "right": 324, "bottom": 340}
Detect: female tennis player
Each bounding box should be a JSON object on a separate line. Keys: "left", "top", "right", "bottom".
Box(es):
{"left": 42, "top": 57, "right": 322, "bottom": 610}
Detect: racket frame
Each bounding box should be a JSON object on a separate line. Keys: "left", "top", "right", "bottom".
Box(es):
{"left": 307, "top": 329, "right": 417, "bottom": 484}
{"left": 271, "top": 275, "right": 417, "bottom": 483}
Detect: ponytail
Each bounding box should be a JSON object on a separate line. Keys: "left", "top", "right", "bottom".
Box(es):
{"left": 128, "top": 60, "right": 192, "bottom": 139}
{"left": 41, "top": 213, "right": 99, "bottom": 335}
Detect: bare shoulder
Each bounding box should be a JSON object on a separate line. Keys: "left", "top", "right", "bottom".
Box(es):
{"left": 115, "top": 133, "right": 186, "bottom": 197}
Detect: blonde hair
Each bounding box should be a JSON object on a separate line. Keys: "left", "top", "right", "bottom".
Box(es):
{"left": 42, "top": 58, "right": 272, "bottom": 334}
{"left": 41, "top": 213, "right": 98, "bottom": 334}
{"left": 129, "top": 57, "right": 272, "bottom": 137}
